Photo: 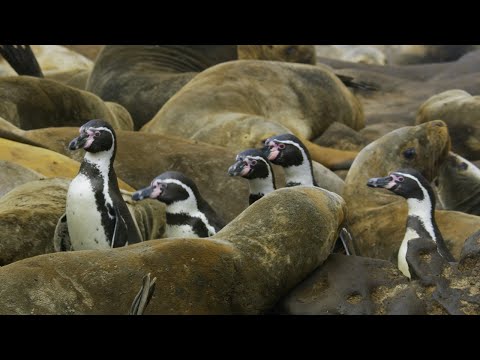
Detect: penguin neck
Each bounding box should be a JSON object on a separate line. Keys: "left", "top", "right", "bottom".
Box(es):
{"left": 284, "top": 160, "right": 316, "bottom": 187}
{"left": 248, "top": 177, "right": 276, "bottom": 197}
{"left": 166, "top": 196, "right": 200, "bottom": 215}
{"left": 405, "top": 193, "right": 437, "bottom": 242}
{"left": 83, "top": 147, "right": 115, "bottom": 183}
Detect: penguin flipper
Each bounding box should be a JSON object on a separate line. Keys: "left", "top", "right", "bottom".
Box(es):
{"left": 0, "top": 45, "right": 44, "bottom": 77}
{"left": 111, "top": 206, "right": 129, "bottom": 248}
{"left": 53, "top": 213, "right": 73, "bottom": 252}
{"left": 128, "top": 273, "right": 157, "bottom": 315}
{"left": 335, "top": 73, "right": 378, "bottom": 91}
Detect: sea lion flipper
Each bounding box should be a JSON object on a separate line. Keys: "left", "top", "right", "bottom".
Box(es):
{"left": 53, "top": 213, "right": 72, "bottom": 252}
{"left": 0, "top": 45, "right": 44, "bottom": 77}
{"left": 335, "top": 73, "right": 378, "bottom": 91}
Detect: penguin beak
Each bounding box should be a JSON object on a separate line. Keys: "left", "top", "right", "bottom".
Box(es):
{"left": 367, "top": 176, "right": 394, "bottom": 189}
{"left": 68, "top": 133, "right": 88, "bottom": 151}
{"left": 132, "top": 186, "right": 155, "bottom": 201}
{"left": 228, "top": 160, "right": 246, "bottom": 177}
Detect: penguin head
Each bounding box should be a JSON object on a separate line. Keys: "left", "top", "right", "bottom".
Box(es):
{"left": 132, "top": 171, "right": 202, "bottom": 206}
{"left": 68, "top": 120, "right": 116, "bottom": 154}
{"left": 228, "top": 149, "right": 273, "bottom": 180}
{"left": 367, "top": 168, "right": 434, "bottom": 202}
{"left": 262, "top": 133, "right": 310, "bottom": 167}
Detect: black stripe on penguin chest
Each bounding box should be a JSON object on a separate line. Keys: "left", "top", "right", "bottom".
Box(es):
{"left": 406, "top": 216, "right": 434, "bottom": 241}
{"left": 80, "top": 163, "right": 115, "bottom": 243}
{"left": 166, "top": 212, "right": 211, "bottom": 237}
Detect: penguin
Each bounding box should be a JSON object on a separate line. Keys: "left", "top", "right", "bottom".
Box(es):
{"left": 262, "top": 133, "right": 357, "bottom": 256}
{"left": 262, "top": 133, "right": 318, "bottom": 187}
{"left": 227, "top": 148, "right": 276, "bottom": 205}
{"left": 367, "top": 168, "right": 455, "bottom": 279}
{"left": 132, "top": 171, "right": 225, "bottom": 238}
{"left": 54, "top": 119, "right": 141, "bottom": 251}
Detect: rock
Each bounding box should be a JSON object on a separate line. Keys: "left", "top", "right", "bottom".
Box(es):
{"left": 0, "top": 186, "right": 346, "bottom": 314}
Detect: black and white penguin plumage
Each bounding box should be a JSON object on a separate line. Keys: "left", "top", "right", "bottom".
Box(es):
{"left": 367, "top": 168, "right": 455, "bottom": 279}
{"left": 262, "top": 133, "right": 318, "bottom": 187}
{"left": 132, "top": 171, "right": 225, "bottom": 238}
{"left": 55, "top": 119, "right": 141, "bottom": 251}
{"left": 227, "top": 149, "right": 276, "bottom": 205}
{"left": 0, "top": 45, "right": 43, "bottom": 77}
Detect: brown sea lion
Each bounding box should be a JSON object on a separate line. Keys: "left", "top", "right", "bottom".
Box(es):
{"left": 0, "top": 186, "right": 346, "bottom": 314}
{"left": 86, "top": 45, "right": 238, "bottom": 129}
{"left": 416, "top": 89, "right": 480, "bottom": 160}
{"left": 343, "top": 120, "right": 480, "bottom": 261}
{"left": 141, "top": 60, "right": 364, "bottom": 169}
{"left": 238, "top": 45, "right": 316, "bottom": 64}
{"left": 0, "top": 77, "right": 133, "bottom": 131}
{"left": 435, "top": 152, "right": 480, "bottom": 216}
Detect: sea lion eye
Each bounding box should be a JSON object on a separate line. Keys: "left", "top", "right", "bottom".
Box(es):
{"left": 94, "top": 131, "right": 101, "bottom": 137}
{"left": 285, "top": 46, "right": 295, "bottom": 56}
{"left": 278, "top": 143, "right": 286, "bottom": 150}
{"left": 403, "top": 148, "right": 416, "bottom": 160}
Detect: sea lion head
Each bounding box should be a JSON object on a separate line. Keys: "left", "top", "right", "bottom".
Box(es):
{"left": 348, "top": 120, "right": 451, "bottom": 187}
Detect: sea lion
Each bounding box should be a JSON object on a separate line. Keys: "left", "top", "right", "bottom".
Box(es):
{"left": 141, "top": 60, "right": 364, "bottom": 169}
{"left": 0, "top": 186, "right": 346, "bottom": 314}
{"left": 416, "top": 89, "right": 480, "bottom": 160}
{"left": 343, "top": 120, "right": 480, "bottom": 260}
{"left": 86, "top": 45, "right": 238, "bottom": 129}
{"left": 0, "top": 76, "right": 133, "bottom": 131}
{"left": 238, "top": 45, "right": 316, "bottom": 64}
{"left": 435, "top": 152, "right": 480, "bottom": 216}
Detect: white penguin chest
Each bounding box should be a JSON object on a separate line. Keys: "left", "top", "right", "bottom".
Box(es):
{"left": 397, "top": 227, "right": 419, "bottom": 279}
{"left": 165, "top": 224, "right": 201, "bottom": 238}
{"left": 66, "top": 174, "right": 111, "bottom": 250}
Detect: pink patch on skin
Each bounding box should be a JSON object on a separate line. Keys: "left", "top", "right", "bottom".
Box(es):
{"left": 83, "top": 129, "right": 95, "bottom": 149}
{"left": 385, "top": 174, "right": 403, "bottom": 189}
{"left": 240, "top": 164, "right": 251, "bottom": 176}
{"left": 268, "top": 150, "right": 279, "bottom": 161}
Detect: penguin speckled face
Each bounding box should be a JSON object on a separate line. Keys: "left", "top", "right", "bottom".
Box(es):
{"left": 262, "top": 134, "right": 305, "bottom": 167}
{"left": 68, "top": 119, "right": 115, "bottom": 153}
{"left": 228, "top": 149, "right": 272, "bottom": 180}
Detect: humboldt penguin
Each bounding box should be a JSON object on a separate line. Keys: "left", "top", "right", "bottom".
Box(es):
{"left": 132, "top": 171, "right": 225, "bottom": 238}
{"left": 54, "top": 119, "right": 141, "bottom": 251}
{"left": 367, "top": 168, "right": 455, "bottom": 278}
{"left": 227, "top": 148, "right": 276, "bottom": 205}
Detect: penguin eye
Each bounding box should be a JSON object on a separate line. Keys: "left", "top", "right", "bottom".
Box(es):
{"left": 94, "top": 131, "right": 101, "bottom": 138}
{"left": 278, "top": 143, "right": 286, "bottom": 150}
{"left": 250, "top": 159, "right": 257, "bottom": 166}
{"left": 403, "top": 148, "right": 416, "bottom": 160}
{"left": 397, "top": 177, "right": 404, "bottom": 183}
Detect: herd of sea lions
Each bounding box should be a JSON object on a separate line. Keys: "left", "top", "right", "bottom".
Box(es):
{"left": 0, "top": 44, "right": 479, "bottom": 315}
